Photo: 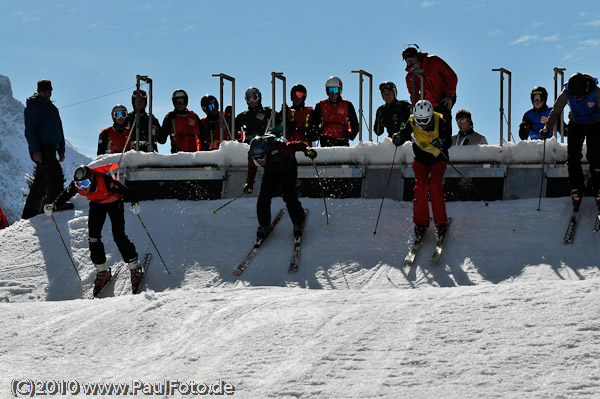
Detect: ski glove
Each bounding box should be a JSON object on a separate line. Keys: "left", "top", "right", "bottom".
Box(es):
{"left": 43, "top": 204, "right": 56, "bottom": 216}
{"left": 432, "top": 137, "right": 445, "bottom": 150}
{"left": 392, "top": 133, "right": 404, "bottom": 146}
{"left": 130, "top": 203, "right": 141, "bottom": 214}
{"left": 539, "top": 127, "right": 549, "bottom": 140}
{"left": 243, "top": 183, "right": 254, "bottom": 195}
{"left": 305, "top": 149, "right": 317, "bottom": 160}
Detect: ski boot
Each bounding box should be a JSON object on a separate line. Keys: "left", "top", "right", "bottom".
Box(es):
{"left": 256, "top": 225, "right": 270, "bottom": 244}
{"left": 435, "top": 221, "right": 450, "bottom": 242}
{"left": 571, "top": 188, "right": 582, "bottom": 211}
{"left": 92, "top": 268, "right": 111, "bottom": 297}
{"left": 414, "top": 224, "right": 427, "bottom": 243}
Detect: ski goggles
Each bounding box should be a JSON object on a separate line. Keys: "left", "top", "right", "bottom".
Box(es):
{"left": 327, "top": 86, "right": 340, "bottom": 95}
{"left": 415, "top": 117, "right": 431, "bottom": 126}
{"left": 294, "top": 91, "right": 305, "bottom": 100}
{"left": 207, "top": 102, "right": 218, "bottom": 111}
{"left": 113, "top": 110, "right": 128, "bottom": 119}
{"left": 75, "top": 179, "right": 91, "bottom": 189}
{"left": 379, "top": 83, "right": 395, "bottom": 92}
{"left": 532, "top": 94, "right": 543, "bottom": 102}
{"left": 252, "top": 153, "right": 267, "bottom": 161}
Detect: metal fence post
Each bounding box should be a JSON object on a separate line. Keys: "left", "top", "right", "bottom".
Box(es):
{"left": 351, "top": 70, "right": 373, "bottom": 141}
{"left": 134, "top": 75, "right": 153, "bottom": 152}
{"left": 212, "top": 73, "right": 236, "bottom": 142}
{"left": 554, "top": 67, "right": 566, "bottom": 143}
{"left": 271, "top": 72, "right": 286, "bottom": 137}
{"left": 492, "top": 68, "right": 512, "bottom": 145}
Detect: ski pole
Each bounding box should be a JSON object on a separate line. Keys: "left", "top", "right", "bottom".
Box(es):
{"left": 537, "top": 138, "right": 547, "bottom": 211}
{"left": 135, "top": 213, "right": 172, "bottom": 276}
{"left": 439, "top": 151, "right": 489, "bottom": 206}
{"left": 50, "top": 214, "right": 81, "bottom": 280}
{"left": 311, "top": 159, "right": 330, "bottom": 225}
{"left": 211, "top": 192, "right": 244, "bottom": 214}
{"left": 374, "top": 145, "right": 398, "bottom": 235}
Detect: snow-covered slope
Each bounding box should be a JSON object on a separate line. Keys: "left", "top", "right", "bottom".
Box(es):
{"left": 0, "top": 74, "right": 91, "bottom": 224}
{"left": 1, "top": 196, "right": 600, "bottom": 398}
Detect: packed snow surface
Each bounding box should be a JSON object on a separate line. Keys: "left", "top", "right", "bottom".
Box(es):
{"left": 2, "top": 195, "right": 600, "bottom": 398}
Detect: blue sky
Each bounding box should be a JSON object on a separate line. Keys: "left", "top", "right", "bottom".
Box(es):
{"left": 2, "top": 0, "right": 600, "bottom": 157}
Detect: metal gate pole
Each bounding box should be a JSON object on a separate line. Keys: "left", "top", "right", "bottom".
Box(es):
{"left": 351, "top": 69, "right": 373, "bottom": 141}
{"left": 212, "top": 73, "right": 236, "bottom": 141}
{"left": 554, "top": 67, "right": 566, "bottom": 143}
{"left": 135, "top": 75, "right": 153, "bottom": 152}
{"left": 271, "top": 72, "right": 286, "bottom": 137}
{"left": 492, "top": 68, "right": 512, "bottom": 145}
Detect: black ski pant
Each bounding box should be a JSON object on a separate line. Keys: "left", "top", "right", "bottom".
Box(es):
{"left": 567, "top": 120, "right": 600, "bottom": 193}
{"left": 21, "top": 146, "right": 65, "bottom": 219}
{"left": 257, "top": 167, "right": 304, "bottom": 227}
{"left": 88, "top": 199, "right": 138, "bottom": 266}
{"left": 434, "top": 105, "right": 452, "bottom": 136}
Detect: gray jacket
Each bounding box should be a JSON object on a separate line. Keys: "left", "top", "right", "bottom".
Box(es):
{"left": 451, "top": 129, "right": 488, "bottom": 146}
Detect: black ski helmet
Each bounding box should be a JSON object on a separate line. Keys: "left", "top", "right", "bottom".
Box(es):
{"left": 74, "top": 165, "right": 93, "bottom": 182}
{"left": 201, "top": 94, "right": 219, "bottom": 114}
{"left": 172, "top": 89, "right": 188, "bottom": 106}
{"left": 249, "top": 136, "right": 269, "bottom": 158}
{"left": 245, "top": 87, "right": 262, "bottom": 105}
{"left": 379, "top": 81, "right": 397, "bottom": 98}
{"left": 567, "top": 73, "right": 591, "bottom": 99}
{"left": 402, "top": 43, "right": 421, "bottom": 60}
{"left": 290, "top": 84, "right": 307, "bottom": 101}
{"left": 530, "top": 86, "right": 548, "bottom": 104}
{"left": 111, "top": 104, "right": 128, "bottom": 121}
{"left": 131, "top": 89, "right": 147, "bottom": 108}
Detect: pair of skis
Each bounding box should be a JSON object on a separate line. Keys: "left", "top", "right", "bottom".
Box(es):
{"left": 563, "top": 200, "right": 600, "bottom": 243}
{"left": 404, "top": 219, "right": 452, "bottom": 265}
{"left": 92, "top": 253, "right": 152, "bottom": 298}
{"left": 233, "top": 208, "right": 307, "bottom": 276}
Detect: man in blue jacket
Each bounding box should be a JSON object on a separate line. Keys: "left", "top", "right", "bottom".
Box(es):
{"left": 22, "top": 79, "right": 66, "bottom": 219}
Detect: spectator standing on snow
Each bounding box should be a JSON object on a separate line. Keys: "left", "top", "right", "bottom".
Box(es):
{"left": 451, "top": 109, "right": 488, "bottom": 146}
{"left": 402, "top": 44, "right": 457, "bottom": 134}
{"left": 309, "top": 76, "right": 359, "bottom": 147}
{"left": 374, "top": 81, "right": 411, "bottom": 139}
{"left": 519, "top": 86, "right": 557, "bottom": 141}
{"left": 159, "top": 89, "right": 203, "bottom": 153}
{"left": 127, "top": 89, "right": 161, "bottom": 152}
{"left": 97, "top": 105, "right": 133, "bottom": 155}
{"left": 21, "top": 79, "right": 66, "bottom": 220}
{"left": 44, "top": 164, "right": 142, "bottom": 296}
{"left": 542, "top": 73, "right": 600, "bottom": 207}
{"left": 392, "top": 100, "right": 452, "bottom": 242}
{"left": 235, "top": 87, "right": 273, "bottom": 144}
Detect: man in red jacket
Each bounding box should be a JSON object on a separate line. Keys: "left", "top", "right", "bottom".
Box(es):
{"left": 403, "top": 44, "right": 457, "bottom": 133}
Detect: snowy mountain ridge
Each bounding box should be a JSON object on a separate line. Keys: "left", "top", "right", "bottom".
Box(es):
{"left": 0, "top": 74, "right": 91, "bottom": 223}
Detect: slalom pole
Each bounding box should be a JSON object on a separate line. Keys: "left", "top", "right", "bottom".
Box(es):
{"left": 373, "top": 145, "right": 398, "bottom": 235}
{"left": 211, "top": 192, "right": 244, "bottom": 214}
{"left": 50, "top": 214, "right": 81, "bottom": 280}
{"left": 311, "top": 159, "right": 330, "bottom": 225}
{"left": 440, "top": 151, "right": 489, "bottom": 207}
{"left": 135, "top": 213, "right": 172, "bottom": 276}
{"left": 537, "top": 138, "right": 547, "bottom": 211}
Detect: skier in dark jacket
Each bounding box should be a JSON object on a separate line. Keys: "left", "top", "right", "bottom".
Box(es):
{"left": 542, "top": 72, "right": 600, "bottom": 206}
{"left": 127, "top": 89, "right": 161, "bottom": 152}
{"left": 243, "top": 129, "right": 317, "bottom": 241}
{"left": 22, "top": 79, "right": 66, "bottom": 219}
{"left": 392, "top": 100, "right": 452, "bottom": 241}
{"left": 44, "top": 163, "right": 142, "bottom": 296}
{"left": 236, "top": 87, "right": 273, "bottom": 144}
{"left": 374, "top": 81, "right": 411, "bottom": 138}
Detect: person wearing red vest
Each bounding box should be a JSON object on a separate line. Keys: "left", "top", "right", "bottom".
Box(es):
{"left": 44, "top": 164, "right": 142, "bottom": 296}
{"left": 97, "top": 105, "right": 133, "bottom": 155}
{"left": 309, "top": 76, "right": 359, "bottom": 147}
{"left": 402, "top": 44, "right": 457, "bottom": 135}
{"left": 158, "top": 89, "right": 202, "bottom": 153}
{"left": 283, "top": 84, "right": 313, "bottom": 143}
{"left": 199, "top": 95, "right": 241, "bottom": 150}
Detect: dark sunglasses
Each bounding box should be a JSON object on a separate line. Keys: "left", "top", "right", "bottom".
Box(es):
{"left": 456, "top": 118, "right": 470, "bottom": 123}
{"left": 75, "top": 179, "right": 91, "bottom": 189}
{"left": 252, "top": 153, "right": 266, "bottom": 161}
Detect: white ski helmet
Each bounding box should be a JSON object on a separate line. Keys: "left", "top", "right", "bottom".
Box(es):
{"left": 413, "top": 100, "right": 433, "bottom": 128}
{"left": 325, "top": 76, "right": 343, "bottom": 95}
